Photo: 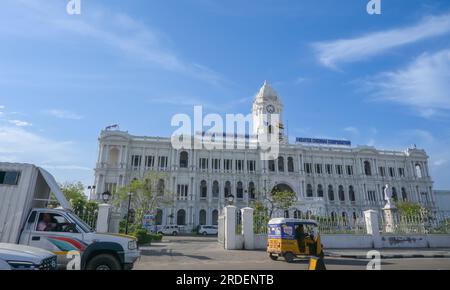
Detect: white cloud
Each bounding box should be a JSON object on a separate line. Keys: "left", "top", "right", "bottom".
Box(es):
{"left": 362, "top": 49, "right": 450, "bottom": 118}
{"left": 6, "top": 0, "right": 225, "bottom": 86}
{"left": 46, "top": 109, "right": 84, "bottom": 120}
{"left": 344, "top": 127, "right": 360, "bottom": 135}
{"left": 8, "top": 119, "right": 32, "bottom": 127}
{"left": 314, "top": 13, "right": 450, "bottom": 68}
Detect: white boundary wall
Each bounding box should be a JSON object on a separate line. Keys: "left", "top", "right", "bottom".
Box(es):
{"left": 220, "top": 207, "right": 450, "bottom": 250}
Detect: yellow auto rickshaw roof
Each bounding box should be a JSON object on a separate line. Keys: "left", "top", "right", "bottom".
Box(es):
{"left": 268, "top": 218, "right": 319, "bottom": 227}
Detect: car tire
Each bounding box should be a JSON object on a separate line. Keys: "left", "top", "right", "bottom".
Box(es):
{"left": 202, "top": 232, "right": 208, "bottom": 236}
{"left": 269, "top": 254, "right": 278, "bottom": 261}
{"left": 173, "top": 231, "right": 178, "bottom": 236}
{"left": 283, "top": 252, "right": 295, "bottom": 263}
{"left": 86, "top": 254, "right": 122, "bottom": 271}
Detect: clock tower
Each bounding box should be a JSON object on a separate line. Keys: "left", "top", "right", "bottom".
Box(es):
{"left": 252, "top": 81, "right": 286, "bottom": 142}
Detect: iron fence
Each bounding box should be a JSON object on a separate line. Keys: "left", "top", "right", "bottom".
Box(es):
{"left": 77, "top": 210, "right": 98, "bottom": 230}
{"left": 379, "top": 211, "right": 450, "bottom": 235}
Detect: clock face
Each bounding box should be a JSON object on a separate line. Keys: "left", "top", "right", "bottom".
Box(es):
{"left": 266, "top": 105, "right": 275, "bottom": 114}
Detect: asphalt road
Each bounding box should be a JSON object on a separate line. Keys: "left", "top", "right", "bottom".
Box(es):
{"left": 134, "top": 236, "right": 450, "bottom": 270}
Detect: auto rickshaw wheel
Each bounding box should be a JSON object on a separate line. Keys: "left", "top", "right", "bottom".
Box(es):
{"left": 283, "top": 252, "right": 295, "bottom": 263}
{"left": 269, "top": 254, "right": 278, "bottom": 261}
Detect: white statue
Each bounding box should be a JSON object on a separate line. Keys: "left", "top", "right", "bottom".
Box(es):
{"left": 384, "top": 184, "right": 394, "bottom": 209}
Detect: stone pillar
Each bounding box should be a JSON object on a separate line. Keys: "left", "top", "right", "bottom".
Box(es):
{"left": 364, "top": 210, "right": 381, "bottom": 248}
{"left": 96, "top": 204, "right": 112, "bottom": 233}
{"left": 241, "top": 207, "right": 254, "bottom": 250}
{"left": 383, "top": 204, "right": 398, "bottom": 234}
{"left": 224, "top": 206, "right": 237, "bottom": 250}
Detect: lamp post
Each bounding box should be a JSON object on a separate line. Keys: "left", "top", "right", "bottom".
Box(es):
{"left": 125, "top": 192, "right": 133, "bottom": 235}
{"left": 88, "top": 185, "right": 96, "bottom": 199}
{"left": 101, "top": 191, "right": 112, "bottom": 204}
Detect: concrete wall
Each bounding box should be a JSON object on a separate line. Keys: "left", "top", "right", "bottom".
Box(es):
{"left": 251, "top": 234, "right": 450, "bottom": 250}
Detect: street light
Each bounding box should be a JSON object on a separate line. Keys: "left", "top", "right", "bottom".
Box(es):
{"left": 102, "top": 191, "right": 112, "bottom": 204}
{"left": 125, "top": 192, "right": 133, "bottom": 235}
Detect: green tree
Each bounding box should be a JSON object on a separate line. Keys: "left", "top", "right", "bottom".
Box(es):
{"left": 266, "top": 190, "right": 297, "bottom": 218}
{"left": 60, "top": 181, "right": 86, "bottom": 202}
{"left": 396, "top": 201, "right": 424, "bottom": 217}
{"left": 116, "top": 172, "right": 174, "bottom": 227}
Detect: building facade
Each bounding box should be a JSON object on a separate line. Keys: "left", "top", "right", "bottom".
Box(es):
{"left": 92, "top": 82, "right": 435, "bottom": 230}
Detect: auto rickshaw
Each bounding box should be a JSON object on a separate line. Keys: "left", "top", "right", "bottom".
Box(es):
{"left": 267, "top": 218, "right": 324, "bottom": 263}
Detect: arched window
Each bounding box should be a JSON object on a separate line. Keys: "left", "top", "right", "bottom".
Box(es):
{"left": 352, "top": 212, "right": 357, "bottom": 221}
{"left": 392, "top": 187, "right": 398, "bottom": 202}
{"left": 284, "top": 210, "right": 290, "bottom": 218}
{"left": 179, "top": 151, "right": 189, "bottom": 168}
{"left": 331, "top": 212, "right": 336, "bottom": 222}
{"left": 288, "top": 157, "right": 294, "bottom": 172}
{"left": 294, "top": 210, "right": 302, "bottom": 219}
{"left": 339, "top": 185, "right": 345, "bottom": 201}
{"left": 177, "top": 209, "right": 186, "bottom": 225}
{"left": 349, "top": 186, "right": 356, "bottom": 202}
{"left": 236, "top": 182, "right": 244, "bottom": 199}
{"left": 278, "top": 157, "right": 285, "bottom": 172}
{"left": 268, "top": 125, "right": 274, "bottom": 135}
{"left": 415, "top": 164, "right": 423, "bottom": 178}
{"left": 402, "top": 187, "right": 408, "bottom": 201}
{"left": 317, "top": 184, "right": 324, "bottom": 198}
{"left": 157, "top": 179, "right": 165, "bottom": 196}
{"left": 200, "top": 180, "right": 208, "bottom": 199}
{"left": 199, "top": 209, "right": 207, "bottom": 225}
{"left": 306, "top": 184, "right": 313, "bottom": 198}
{"left": 342, "top": 212, "right": 348, "bottom": 225}
{"left": 364, "top": 161, "right": 372, "bottom": 176}
{"left": 224, "top": 181, "right": 231, "bottom": 197}
{"left": 249, "top": 182, "right": 256, "bottom": 199}
{"left": 212, "top": 210, "right": 219, "bottom": 225}
{"left": 212, "top": 181, "right": 219, "bottom": 198}
{"left": 328, "top": 185, "right": 335, "bottom": 201}
{"left": 156, "top": 209, "right": 163, "bottom": 226}
{"left": 108, "top": 148, "right": 120, "bottom": 166}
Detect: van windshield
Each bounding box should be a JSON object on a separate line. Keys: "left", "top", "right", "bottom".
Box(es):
{"left": 67, "top": 212, "right": 94, "bottom": 233}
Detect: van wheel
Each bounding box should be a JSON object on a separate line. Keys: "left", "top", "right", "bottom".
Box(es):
{"left": 283, "top": 252, "right": 295, "bottom": 263}
{"left": 86, "top": 254, "right": 122, "bottom": 271}
{"left": 173, "top": 232, "right": 178, "bottom": 236}
{"left": 202, "top": 232, "right": 208, "bottom": 236}
{"left": 269, "top": 254, "right": 278, "bottom": 261}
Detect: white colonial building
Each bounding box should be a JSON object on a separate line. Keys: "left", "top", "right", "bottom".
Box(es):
{"left": 92, "top": 82, "right": 435, "bottom": 230}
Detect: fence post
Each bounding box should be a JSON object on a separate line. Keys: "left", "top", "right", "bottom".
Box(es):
{"left": 241, "top": 207, "right": 255, "bottom": 250}
{"left": 224, "top": 205, "right": 237, "bottom": 250}
{"left": 96, "top": 203, "right": 112, "bottom": 233}
{"left": 364, "top": 210, "right": 381, "bottom": 249}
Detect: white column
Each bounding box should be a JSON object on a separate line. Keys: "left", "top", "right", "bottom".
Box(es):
{"left": 364, "top": 210, "right": 381, "bottom": 248}
{"left": 241, "top": 207, "right": 254, "bottom": 250}
{"left": 224, "top": 206, "right": 237, "bottom": 250}
{"left": 96, "top": 204, "right": 112, "bottom": 233}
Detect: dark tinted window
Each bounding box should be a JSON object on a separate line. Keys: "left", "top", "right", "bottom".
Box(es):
{"left": 0, "top": 171, "right": 20, "bottom": 185}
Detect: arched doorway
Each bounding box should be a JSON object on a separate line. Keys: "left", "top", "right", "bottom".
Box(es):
{"left": 177, "top": 209, "right": 186, "bottom": 226}
{"left": 272, "top": 183, "right": 295, "bottom": 194}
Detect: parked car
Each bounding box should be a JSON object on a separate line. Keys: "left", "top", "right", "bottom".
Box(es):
{"left": 157, "top": 225, "right": 180, "bottom": 236}
{"left": 197, "top": 225, "right": 218, "bottom": 236}
{"left": 0, "top": 259, "right": 11, "bottom": 270}
{"left": 0, "top": 243, "right": 57, "bottom": 270}
{"left": 0, "top": 163, "right": 140, "bottom": 270}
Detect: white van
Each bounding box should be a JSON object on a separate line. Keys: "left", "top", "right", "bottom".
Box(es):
{"left": 157, "top": 225, "right": 181, "bottom": 236}
{"left": 0, "top": 163, "right": 140, "bottom": 270}
{"left": 197, "top": 225, "right": 218, "bottom": 236}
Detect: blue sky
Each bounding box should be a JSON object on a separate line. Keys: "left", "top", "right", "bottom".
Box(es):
{"left": 1, "top": 0, "right": 450, "bottom": 190}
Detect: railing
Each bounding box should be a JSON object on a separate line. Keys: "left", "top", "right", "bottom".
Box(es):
{"left": 77, "top": 210, "right": 99, "bottom": 230}
{"left": 236, "top": 211, "right": 242, "bottom": 235}
{"left": 379, "top": 211, "right": 450, "bottom": 235}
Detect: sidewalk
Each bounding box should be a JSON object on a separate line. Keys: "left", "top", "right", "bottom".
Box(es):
{"left": 325, "top": 248, "right": 450, "bottom": 259}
